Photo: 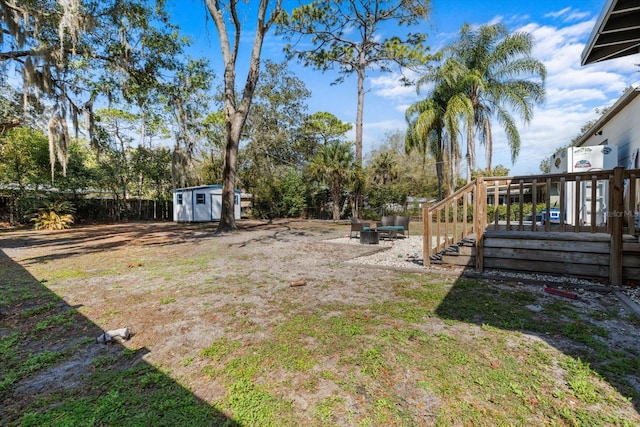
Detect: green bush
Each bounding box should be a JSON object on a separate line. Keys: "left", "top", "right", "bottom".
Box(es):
{"left": 31, "top": 200, "right": 75, "bottom": 230}
{"left": 486, "top": 203, "right": 534, "bottom": 223}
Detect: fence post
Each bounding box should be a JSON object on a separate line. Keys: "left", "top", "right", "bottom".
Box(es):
{"left": 423, "top": 205, "right": 431, "bottom": 266}
{"left": 610, "top": 166, "right": 624, "bottom": 286}
{"left": 474, "top": 177, "right": 485, "bottom": 272}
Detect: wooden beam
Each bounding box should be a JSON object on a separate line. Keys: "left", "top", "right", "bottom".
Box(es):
{"left": 423, "top": 205, "right": 431, "bottom": 266}
{"left": 575, "top": 176, "right": 582, "bottom": 232}
{"left": 560, "top": 177, "right": 566, "bottom": 232}
{"left": 610, "top": 167, "right": 624, "bottom": 286}
{"left": 474, "top": 178, "right": 485, "bottom": 272}
{"left": 629, "top": 172, "right": 637, "bottom": 236}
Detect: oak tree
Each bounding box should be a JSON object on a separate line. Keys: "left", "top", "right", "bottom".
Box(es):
{"left": 203, "top": 0, "right": 284, "bottom": 232}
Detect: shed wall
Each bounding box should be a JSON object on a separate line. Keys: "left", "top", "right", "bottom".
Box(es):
{"left": 173, "top": 187, "right": 240, "bottom": 222}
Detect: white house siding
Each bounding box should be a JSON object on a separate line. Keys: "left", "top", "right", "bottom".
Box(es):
{"left": 575, "top": 86, "right": 640, "bottom": 169}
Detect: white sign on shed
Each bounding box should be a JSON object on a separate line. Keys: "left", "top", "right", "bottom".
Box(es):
{"left": 173, "top": 185, "right": 241, "bottom": 222}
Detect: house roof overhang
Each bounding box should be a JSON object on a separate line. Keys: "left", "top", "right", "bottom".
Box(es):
{"left": 574, "top": 85, "right": 640, "bottom": 147}
{"left": 581, "top": 0, "right": 640, "bottom": 65}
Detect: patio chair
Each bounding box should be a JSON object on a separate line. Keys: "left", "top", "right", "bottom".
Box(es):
{"left": 350, "top": 217, "right": 370, "bottom": 239}
{"left": 378, "top": 215, "right": 395, "bottom": 227}
{"left": 395, "top": 215, "right": 410, "bottom": 236}
{"left": 376, "top": 215, "right": 410, "bottom": 238}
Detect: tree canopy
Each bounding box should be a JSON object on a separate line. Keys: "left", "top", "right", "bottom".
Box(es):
{"left": 278, "top": 0, "right": 431, "bottom": 165}
{"left": 1, "top": 0, "right": 187, "bottom": 178}
{"left": 406, "top": 23, "right": 545, "bottom": 198}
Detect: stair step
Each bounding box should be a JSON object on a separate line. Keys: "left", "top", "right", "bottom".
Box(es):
{"left": 430, "top": 235, "right": 476, "bottom": 266}
{"left": 440, "top": 254, "right": 475, "bottom": 266}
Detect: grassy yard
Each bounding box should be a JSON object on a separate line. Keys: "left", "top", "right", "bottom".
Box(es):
{"left": 1, "top": 221, "right": 639, "bottom": 426}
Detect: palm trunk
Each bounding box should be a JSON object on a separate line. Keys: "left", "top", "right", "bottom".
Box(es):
{"left": 332, "top": 184, "right": 341, "bottom": 221}
{"left": 484, "top": 120, "right": 492, "bottom": 172}
{"left": 466, "top": 124, "right": 474, "bottom": 183}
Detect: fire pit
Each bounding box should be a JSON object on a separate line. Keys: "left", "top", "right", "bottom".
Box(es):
{"left": 360, "top": 230, "right": 379, "bottom": 244}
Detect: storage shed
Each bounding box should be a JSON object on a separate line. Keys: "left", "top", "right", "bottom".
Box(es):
{"left": 173, "top": 185, "right": 241, "bottom": 222}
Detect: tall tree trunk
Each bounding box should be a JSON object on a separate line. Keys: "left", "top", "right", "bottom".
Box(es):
{"left": 355, "top": 63, "right": 365, "bottom": 165}
{"left": 218, "top": 113, "right": 244, "bottom": 232}
{"left": 435, "top": 161, "right": 444, "bottom": 201}
{"left": 332, "top": 183, "right": 341, "bottom": 221}
{"left": 352, "top": 61, "right": 366, "bottom": 215}
{"left": 466, "top": 124, "right": 474, "bottom": 184}
{"left": 206, "top": 0, "right": 281, "bottom": 233}
{"left": 484, "top": 119, "right": 492, "bottom": 172}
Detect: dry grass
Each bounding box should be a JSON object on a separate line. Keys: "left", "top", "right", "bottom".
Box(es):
{"left": 1, "top": 220, "right": 639, "bottom": 426}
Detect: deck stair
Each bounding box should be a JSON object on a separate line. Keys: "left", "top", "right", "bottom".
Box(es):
{"left": 430, "top": 236, "right": 476, "bottom": 266}
{"left": 423, "top": 167, "right": 640, "bottom": 285}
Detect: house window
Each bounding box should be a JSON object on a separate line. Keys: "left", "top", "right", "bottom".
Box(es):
{"left": 176, "top": 193, "right": 183, "bottom": 205}
{"left": 196, "top": 193, "right": 206, "bottom": 204}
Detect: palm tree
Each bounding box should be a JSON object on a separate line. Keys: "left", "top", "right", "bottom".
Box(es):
{"left": 307, "top": 140, "right": 355, "bottom": 220}
{"left": 406, "top": 98, "right": 445, "bottom": 200}
{"left": 447, "top": 23, "right": 546, "bottom": 171}
{"left": 405, "top": 65, "right": 473, "bottom": 199}
{"left": 370, "top": 152, "right": 399, "bottom": 186}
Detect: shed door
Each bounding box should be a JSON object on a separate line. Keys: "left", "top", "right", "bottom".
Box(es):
{"left": 211, "top": 194, "right": 222, "bottom": 220}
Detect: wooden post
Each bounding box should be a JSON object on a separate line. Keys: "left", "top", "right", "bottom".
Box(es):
{"left": 560, "top": 177, "right": 566, "bottom": 232}
{"left": 518, "top": 180, "right": 524, "bottom": 231}
{"left": 423, "top": 205, "right": 431, "bottom": 266}
{"left": 493, "top": 180, "right": 499, "bottom": 229}
{"left": 531, "top": 179, "right": 538, "bottom": 232}
{"left": 474, "top": 177, "right": 485, "bottom": 272}
{"left": 463, "top": 190, "right": 468, "bottom": 237}
{"left": 590, "top": 175, "right": 597, "bottom": 232}
{"left": 630, "top": 172, "right": 637, "bottom": 236}
{"left": 610, "top": 166, "right": 624, "bottom": 286}
{"left": 575, "top": 176, "right": 581, "bottom": 232}
{"left": 545, "top": 178, "right": 551, "bottom": 232}
{"left": 506, "top": 181, "right": 512, "bottom": 230}
{"left": 444, "top": 203, "right": 450, "bottom": 246}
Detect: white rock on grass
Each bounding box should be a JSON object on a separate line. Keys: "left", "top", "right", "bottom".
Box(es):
{"left": 325, "top": 235, "right": 640, "bottom": 310}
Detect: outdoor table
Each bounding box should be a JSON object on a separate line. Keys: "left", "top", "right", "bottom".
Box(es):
{"left": 360, "top": 230, "right": 379, "bottom": 244}
{"left": 376, "top": 226, "right": 403, "bottom": 239}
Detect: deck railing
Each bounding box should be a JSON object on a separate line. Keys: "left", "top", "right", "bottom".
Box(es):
{"left": 423, "top": 167, "right": 640, "bottom": 285}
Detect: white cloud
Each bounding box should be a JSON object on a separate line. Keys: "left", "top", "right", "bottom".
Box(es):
{"left": 486, "top": 15, "right": 504, "bottom": 26}
{"left": 544, "top": 7, "right": 572, "bottom": 20}
{"left": 544, "top": 7, "right": 590, "bottom": 23}
{"left": 369, "top": 71, "right": 420, "bottom": 102}
{"left": 565, "top": 11, "right": 591, "bottom": 22}
{"left": 549, "top": 69, "right": 628, "bottom": 93}
{"left": 545, "top": 87, "right": 608, "bottom": 106}
{"left": 360, "top": 9, "right": 639, "bottom": 175}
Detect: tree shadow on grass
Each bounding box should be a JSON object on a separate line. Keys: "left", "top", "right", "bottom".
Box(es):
{"left": 0, "top": 220, "right": 330, "bottom": 265}
{"left": 0, "top": 249, "right": 240, "bottom": 426}
{"left": 434, "top": 275, "right": 640, "bottom": 419}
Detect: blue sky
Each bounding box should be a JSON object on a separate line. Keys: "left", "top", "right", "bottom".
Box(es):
{"left": 169, "top": 1, "right": 639, "bottom": 176}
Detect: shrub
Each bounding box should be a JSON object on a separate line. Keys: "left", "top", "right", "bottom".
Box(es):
{"left": 31, "top": 200, "right": 75, "bottom": 230}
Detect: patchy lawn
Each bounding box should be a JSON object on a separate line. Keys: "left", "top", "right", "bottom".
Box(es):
{"left": 1, "top": 221, "right": 639, "bottom": 426}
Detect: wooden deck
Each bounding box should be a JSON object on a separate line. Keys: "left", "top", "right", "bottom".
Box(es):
{"left": 423, "top": 167, "right": 640, "bottom": 286}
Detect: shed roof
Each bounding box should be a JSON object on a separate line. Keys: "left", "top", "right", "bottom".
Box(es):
{"left": 581, "top": 0, "right": 640, "bottom": 65}
{"left": 173, "top": 185, "right": 240, "bottom": 193}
